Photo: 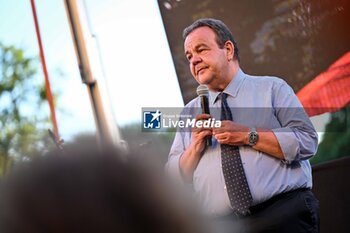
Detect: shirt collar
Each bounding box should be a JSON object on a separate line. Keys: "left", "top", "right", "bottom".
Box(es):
{"left": 209, "top": 68, "right": 246, "bottom": 104}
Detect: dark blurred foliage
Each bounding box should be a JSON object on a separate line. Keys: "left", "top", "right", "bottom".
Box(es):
{"left": 157, "top": 0, "right": 350, "bottom": 164}
{"left": 157, "top": 0, "right": 350, "bottom": 103}
{"left": 0, "top": 43, "right": 57, "bottom": 176}
{"left": 311, "top": 105, "right": 350, "bottom": 165}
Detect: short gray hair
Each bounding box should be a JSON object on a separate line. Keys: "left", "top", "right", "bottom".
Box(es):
{"left": 183, "top": 18, "right": 240, "bottom": 62}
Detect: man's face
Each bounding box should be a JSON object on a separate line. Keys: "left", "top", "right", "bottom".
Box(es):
{"left": 184, "top": 27, "right": 229, "bottom": 88}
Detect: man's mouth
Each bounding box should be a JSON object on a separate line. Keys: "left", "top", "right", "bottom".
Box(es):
{"left": 196, "top": 67, "right": 207, "bottom": 75}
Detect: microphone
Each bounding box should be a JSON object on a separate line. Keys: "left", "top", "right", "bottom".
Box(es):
{"left": 196, "top": 85, "right": 212, "bottom": 147}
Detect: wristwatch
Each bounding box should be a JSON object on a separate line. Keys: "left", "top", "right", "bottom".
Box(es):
{"left": 248, "top": 127, "right": 259, "bottom": 146}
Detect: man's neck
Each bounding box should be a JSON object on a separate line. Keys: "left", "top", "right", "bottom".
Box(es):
{"left": 210, "top": 62, "right": 240, "bottom": 92}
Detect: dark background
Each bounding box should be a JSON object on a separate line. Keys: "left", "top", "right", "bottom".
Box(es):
{"left": 157, "top": 0, "right": 350, "bottom": 104}
{"left": 157, "top": 1, "right": 350, "bottom": 232}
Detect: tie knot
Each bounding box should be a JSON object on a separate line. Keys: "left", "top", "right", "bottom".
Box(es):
{"left": 220, "top": 92, "right": 228, "bottom": 100}
{"left": 218, "top": 92, "right": 229, "bottom": 104}
{"left": 220, "top": 92, "right": 232, "bottom": 121}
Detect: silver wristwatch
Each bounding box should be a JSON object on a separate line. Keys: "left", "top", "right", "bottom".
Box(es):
{"left": 248, "top": 127, "right": 259, "bottom": 146}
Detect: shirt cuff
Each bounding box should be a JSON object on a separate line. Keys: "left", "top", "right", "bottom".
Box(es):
{"left": 272, "top": 127, "right": 300, "bottom": 163}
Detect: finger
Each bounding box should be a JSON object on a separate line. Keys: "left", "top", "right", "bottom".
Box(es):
{"left": 213, "top": 125, "right": 227, "bottom": 134}
{"left": 199, "top": 129, "right": 213, "bottom": 139}
{"left": 214, "top": 132, "right": 229, "bottom": 140}
{"left": 193, "top": 125, "right": 212, "bottom": 133}
{"left": 216, "top": 138, "right": 226, "bottom": 144}
{"left": 193, "top": 114, "right": 213, "bottom": 131}
{"left": 216, "top": 136, "right": 228, "bottom": 144}
{"left": 195, "top": 114, "right": 211, "bottom": 121}
{"left": 193, "top": 130, "right": 212, "bottom": 145}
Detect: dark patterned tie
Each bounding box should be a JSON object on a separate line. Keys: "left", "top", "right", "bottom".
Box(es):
{"left": 220, "top": 93, "right": 253, "bottom": 215}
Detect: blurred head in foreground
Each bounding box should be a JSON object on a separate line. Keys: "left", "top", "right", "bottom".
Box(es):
{"left": 0, "top": 145, "right": 205, "bottom": 233}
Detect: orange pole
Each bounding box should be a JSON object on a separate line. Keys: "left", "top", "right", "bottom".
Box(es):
{"left": 30, "top": 0, "right": 60, "bottom": 140}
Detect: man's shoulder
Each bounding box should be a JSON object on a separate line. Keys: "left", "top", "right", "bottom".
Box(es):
{"left": 236, "top": 71, "right": 296, "bottom": 98}
{"left": 184, "top": 97, "right": 200, "bottom": 108}
{"left": 244, "top": 73, "right": 287, "bottom": 85}
{"left": 178, "top": 97, "right": 201, "bottom": 117}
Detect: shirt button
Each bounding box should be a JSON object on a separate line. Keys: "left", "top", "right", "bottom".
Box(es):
{"left": 224, "top": 185, "right": 227, "bottom": 190}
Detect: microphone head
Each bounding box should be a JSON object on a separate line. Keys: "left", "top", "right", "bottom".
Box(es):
{"left": 196, "top": 85, "right": 209, "bottom": 97}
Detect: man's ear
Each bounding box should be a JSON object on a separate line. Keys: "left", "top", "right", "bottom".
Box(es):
{"left": 224, "top": 41, "right": 234, "bottom": 61}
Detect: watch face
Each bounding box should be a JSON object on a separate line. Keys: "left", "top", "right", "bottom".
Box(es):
{"left": 249, "top": 131, "right": 259, "bottom": 145}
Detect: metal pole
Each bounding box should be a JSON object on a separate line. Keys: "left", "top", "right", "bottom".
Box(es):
{"left": 63, "top": 0, "right": 124, "bottom": 148}
{"left": 30, "top": 0, "right": 60, "bottom": 140}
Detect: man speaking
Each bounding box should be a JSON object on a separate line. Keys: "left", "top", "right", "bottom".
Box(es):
{"left": 166, "top": 18, "right": 319, "bottom": 233}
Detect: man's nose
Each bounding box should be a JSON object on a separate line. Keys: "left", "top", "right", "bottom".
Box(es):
{"left": 191, "top": 54, "right": 202, "bottom": 66}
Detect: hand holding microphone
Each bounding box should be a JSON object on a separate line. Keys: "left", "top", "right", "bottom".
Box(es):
{"left": 196, "top": 85, "right": 212, "bottom": 147}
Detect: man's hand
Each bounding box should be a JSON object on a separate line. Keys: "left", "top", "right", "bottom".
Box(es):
{"left": 213, "top": 120, "right": 285, "bottom": 160}
{"left": 191, "top": 114, "right": 213, "bottom": 153}
{"left": 179, "top": 113, "right": 212, "bottom": 182}
{"left": 213, "top": 120, "right": 249, "bottom": 146}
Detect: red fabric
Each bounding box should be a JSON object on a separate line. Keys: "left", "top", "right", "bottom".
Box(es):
{"left": 297, "top": 52, "right": 350, "bottom": 117}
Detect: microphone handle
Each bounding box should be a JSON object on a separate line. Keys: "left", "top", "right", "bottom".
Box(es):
{"left": 200, "top": 96, "right": 212, "bottom": 147}
{"left": 206, "top": 136, "right": 212, "bottom": 147}
{"left": 200, "top": 95, "right": 210, "bottom": 114}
